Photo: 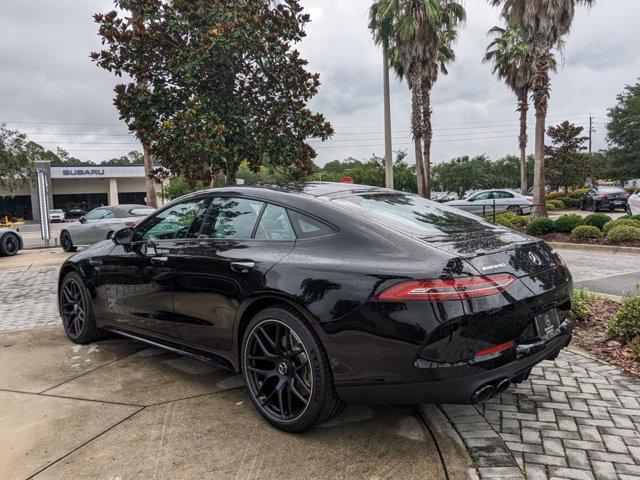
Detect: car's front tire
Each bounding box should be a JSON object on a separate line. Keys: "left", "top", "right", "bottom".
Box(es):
{"left": 60, "top": 231, "right": 77, "bottom": 252}
{"left": 59, "top": 272, "right": 107, "bottom": 344}
{"left": 241, "top": 305, "right": 344, "bottom": 432}
{"left": 0, "top": 233, "right": 20, "bottom": 256}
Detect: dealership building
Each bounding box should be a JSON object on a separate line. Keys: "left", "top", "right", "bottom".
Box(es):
{"left": 0, "top": 160, "right": 168, "bottom": 221}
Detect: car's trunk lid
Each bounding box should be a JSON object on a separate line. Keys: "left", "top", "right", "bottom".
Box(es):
{"left": 421, "top": 229, "right": 557, "bottom": 278}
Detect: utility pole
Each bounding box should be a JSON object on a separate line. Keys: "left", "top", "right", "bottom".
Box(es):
{"left": 382, "top": 39, "right": 394, "bottom": 190}
{"left": 589, "top": 114, "right": 593, "bottom": 154}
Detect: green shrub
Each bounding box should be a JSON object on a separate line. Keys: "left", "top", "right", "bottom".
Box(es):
{"left": 584, "top": 213, "right": 612, "bottom": 230}
{"left": 549, "top": 199, "right": 566, "bottom": 210}
{"left": 526, "top": 217, "right": 555, "bottom": 236}
{"left": 605, "top": 287, "right": 640, "bottom": 342}
{"left": 603, "top": 218, "right": 640, "bottom": 235}
{"left": 572, "top": 288, "right": 594, "bottom": 323}
{"left": 631, "top": 215, "right": 640, "bottom": 222}
{"left": 568, "top": 188, "right": 589, "bottom": 199}
{"left": 546, "top": 192, "right": 565, "bottom": 200}
{"left": 554, "top": 214, "right": 585, "bottom": 233}
{"left": 484, "top": 211, "right": 530, "bottom": 229}
{"left": 606, "top": 225, "right": 640, "bottom": 244}
{"left": 571, "top": 225, "right": 602, "bottom": 240}
{"left": 561, "top": 197, "right": 581, "bottom": 209}
{"left": 546, "top": 202, "right": 558, "bottom": 211}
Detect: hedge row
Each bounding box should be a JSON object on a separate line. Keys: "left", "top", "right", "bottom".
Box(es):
{"left": 519, "top": 214, "right": 640, "bottom": 245}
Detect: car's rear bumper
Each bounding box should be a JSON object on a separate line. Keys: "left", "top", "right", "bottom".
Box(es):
{"left": 335, "top": 332, "right": 572, "bottom": 405}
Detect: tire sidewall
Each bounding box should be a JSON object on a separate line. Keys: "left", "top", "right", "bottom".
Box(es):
{"left": 241, "top": 307, "right": 329, "bottom": 432}
{"left": 60, "top": 272, "right": 94, "bottom": 343}
{"left": 1, "top": 233, "right": 19, "bottom": 256}
{"left": 61, "top": 231, "right": 75, "bottom": 252}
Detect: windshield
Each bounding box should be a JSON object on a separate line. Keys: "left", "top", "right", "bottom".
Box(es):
{"left": 50, "top": 209, "right": 63, "bottom": 214}
{"left": 334, "top": 192, "right": 497, "bottom": 237}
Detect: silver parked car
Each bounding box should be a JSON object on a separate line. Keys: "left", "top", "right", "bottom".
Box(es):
{"left": 628, "top": 188, "right": 640, "bottom": 216}
{"left": 446, "top": 189, "right": 533, "bottom": 216}
{"left": 49, "top": 209, "right": 66, "bottom": 223}
{"left": 60, "top": 204, "right": 155, "bottom": 252}
{"left": 0, "top": 227, "right": 23, "bottom": 256}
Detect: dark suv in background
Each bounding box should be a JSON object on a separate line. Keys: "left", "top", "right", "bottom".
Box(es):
{"left": 580, "top": 186, "right": 629, "bottom": 212}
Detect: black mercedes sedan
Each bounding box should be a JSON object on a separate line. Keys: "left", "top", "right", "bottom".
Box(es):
{"left": 58, "top": 182, "right": 573, "bottom": 432}
{"left": 580, "top": 186, "right": 629, "bottom": 211}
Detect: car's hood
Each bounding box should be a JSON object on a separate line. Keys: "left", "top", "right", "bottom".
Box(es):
{"left": 421, "top": 229, "right": 558, "bottom": 278}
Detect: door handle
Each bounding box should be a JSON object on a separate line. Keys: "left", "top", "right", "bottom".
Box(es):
{"left": 230, "top": 261, "right": 255, "bottom": 273}
{"left": 150, "top": 256, "right": 169, "bottom": 266}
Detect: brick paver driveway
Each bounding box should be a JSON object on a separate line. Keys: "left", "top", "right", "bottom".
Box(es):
{"left": 4, "top": 266, "right": 640, "bottom": 479}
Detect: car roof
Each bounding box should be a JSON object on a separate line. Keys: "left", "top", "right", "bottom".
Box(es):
{"left": 92, "top": 204, "right": 153, "bottom": 216}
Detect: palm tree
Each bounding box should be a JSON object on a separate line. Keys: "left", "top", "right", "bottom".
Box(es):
{"left": 484, "top": 24, "right": 561, "bottom": 196}
{"left": 490, "top": 0, "right": 595, "bottom": 216}
{"left": 369, "top": 1, "right": 395, "bottom": 190}
{"left": 371, "top": 0, "right": 464, "bottom": 197}
{"left": 422, "top": 7, "right": 465, "bottom": 198}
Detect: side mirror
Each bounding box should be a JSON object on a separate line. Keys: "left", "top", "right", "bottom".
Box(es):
{"left": 79, "top": 216, "right": 87, "bottom": 224}
{"left": 113, "top": 227, "right": 134, "bottom": 246}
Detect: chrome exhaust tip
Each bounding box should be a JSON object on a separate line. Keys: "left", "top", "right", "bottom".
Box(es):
{"left": 471, "top": 385, "right": 495, "bottom": 404}
{"left": 495, "top": 378, "right": 511, "bottom": 395}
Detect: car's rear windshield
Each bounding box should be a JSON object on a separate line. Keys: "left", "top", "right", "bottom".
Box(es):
{"left": 599, "top": 187, "right": 625, "bottom": 194}
{"left": 130, "top": 208, "right": 155, "bottom": 216}
{"left": 334, "top": 193, "right": 496, "bottom": 237}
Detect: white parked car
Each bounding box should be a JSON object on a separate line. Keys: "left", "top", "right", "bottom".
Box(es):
{"left": 446, "top": 189, "right": 533, "bottom": 216}
{"left": 628, "top": 188, "right": 640, "bottom": 216}
{"left": 48, "top": 209, "right": 66, "bottom": 223}
{"left": 60, "top": 204, "right": 155, "bottom": 252}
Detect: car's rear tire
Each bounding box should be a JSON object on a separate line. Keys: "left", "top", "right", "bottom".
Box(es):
{"left": 507, "top": 206, "right": 523, "bottom": 216}
{"left": 60, "top": 231, "right": 77, "bottom": 252}
{"left": 241, "top": 305, "right": 344, "bottom": 432}
{"left": 59, "top": 272, "right": 108, "bottom": 344}
{"left": 0, "top": 233, "right": 20, "bottom": 256}
{"left": 592, "top": 202, "right": 598, "bottom": 212}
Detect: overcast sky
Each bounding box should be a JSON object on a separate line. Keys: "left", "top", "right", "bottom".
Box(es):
{"left": 1, "top": 0, "right": 639, "bottom": 167}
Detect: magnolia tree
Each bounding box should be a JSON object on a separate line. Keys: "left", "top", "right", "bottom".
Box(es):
{"left": 92, "top": 0, "right": 332, "bottom": 188}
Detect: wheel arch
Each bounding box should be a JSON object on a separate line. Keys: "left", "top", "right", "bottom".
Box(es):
{"left": 233, "top": 294, "right": 330, "bottom": 372}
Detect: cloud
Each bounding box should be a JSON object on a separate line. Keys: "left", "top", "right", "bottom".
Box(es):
{"left": 0, "top": 0, "right": 638, "bottom": 166}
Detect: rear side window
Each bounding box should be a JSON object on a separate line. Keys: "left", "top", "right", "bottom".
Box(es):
{"left": 254, "top": 204, "right": 295, "bottom": 241}
{"left": 200, "top": 197, "right": 264, "bottom": 239}
{"left": 288, "top": 210, "right": 335, "bottom": 239}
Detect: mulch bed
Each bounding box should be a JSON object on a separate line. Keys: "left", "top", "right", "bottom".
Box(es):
{"left": 572, "top": 299, "right": 640, "bottom": 378}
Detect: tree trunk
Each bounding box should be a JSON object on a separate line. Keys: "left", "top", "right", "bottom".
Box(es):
{"left": 421, "top": 81, "right": 433, "bottom": 199}
{"left": 531, "top": 48, "right": 551, "bottom": 218}
{"left": 143, "top": 144, "right": 158, "bottom": 208}
{"left": 382, "top": 39, "right": 394, "bottom": 190}
{"left": 517, "top": 90, "right": 529, "bottom": 195}
{"left": 410, "top": 71, "right": 426, "bottom": 197}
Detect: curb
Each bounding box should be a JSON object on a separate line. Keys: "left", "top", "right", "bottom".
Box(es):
{"left": 416, "top": 404, "right": 478, "bottom": 480}
{"left": 548, "top": 241, "right": 640, "bottom": 255}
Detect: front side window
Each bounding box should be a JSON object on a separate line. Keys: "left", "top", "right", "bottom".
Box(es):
{"left": 335, "top": 193, "right": 497, "bottom": 237}
{"left": 199, "top": 197, "right": 264, "bottom": 239}
{"left": 470, "top": 192, "right": 490, "bottom": 201}
{"left": 85, "top": 209, "right": 113, "bottom": 220}
{"left": 254, "top": 204, "right": 295, "bottom": 241}
{"left": 137, "top": 198, "right": 209, "bottom": 241}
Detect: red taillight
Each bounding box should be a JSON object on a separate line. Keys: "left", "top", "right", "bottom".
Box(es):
{"left": 555, "top": 255, "right": 565, "bottom": 267}
{"left": 526, "top": 198, "right": 533, "bottom": 203}
{"left": 125, "top": 221, "right": 138, "bottom": 228}
{"left": 599, "top": 194, "right": 608, "bottom": 200}
{"left": 375, "top": 274, "right": 516, "bottom": 302}
{"left": 475, "top": 341, "right": 514, "bottom": 358}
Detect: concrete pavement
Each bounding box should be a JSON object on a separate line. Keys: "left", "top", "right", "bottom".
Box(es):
{"left": 0, "top": 328, "right": 461, "bottom": 480}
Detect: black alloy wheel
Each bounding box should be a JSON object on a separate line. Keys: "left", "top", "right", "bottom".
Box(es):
{"left": 242, "top": 306, "right": 344, "bottom": 432}
{"left": 59, "top": 272, "right": 106, "bottom": 344}
{"left": 0, "top": 233, "right": 19, "bottom": 256}
{"left": 60, "top": 231, "right": 77, "bottom": 252}
{"left": 245, "top": 319, "right": 313, "bottom": 423}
